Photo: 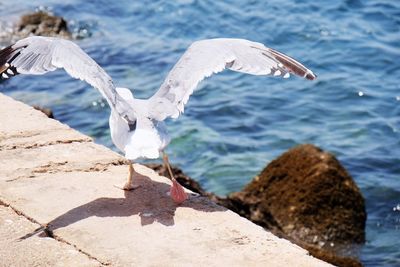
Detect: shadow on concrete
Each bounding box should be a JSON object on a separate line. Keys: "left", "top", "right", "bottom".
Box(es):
{"left": 19, "top": 171, "right": 226, "bottom": 240}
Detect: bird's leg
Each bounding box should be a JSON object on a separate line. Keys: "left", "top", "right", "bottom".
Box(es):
{"left": 163, "top": 153, "right": 176, "bottom": 182}
{"left": 162, "top": 152, "right": 188, "bottom": 204}
{"left": 124, "top": 162, "right": 136, "bottom": 190}
{"left": 114, "top": 162, "right": 139, "bottom": 191}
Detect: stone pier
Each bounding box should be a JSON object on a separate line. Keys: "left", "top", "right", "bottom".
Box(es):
{"left": 0, "top": 93, "right": 331, "bottom": 266}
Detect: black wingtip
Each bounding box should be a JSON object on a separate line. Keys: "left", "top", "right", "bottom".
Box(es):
{"left": 0, "top": 45, "right": 14, "bottom": 66}
{"left": 0, "top": 45, "right": 20, "bottom": 80}
{"left": 306, "top": 72, "right": 317, "bottom": 81}
{"left": 268, "top": 48, "right": 317, "bottom": 81}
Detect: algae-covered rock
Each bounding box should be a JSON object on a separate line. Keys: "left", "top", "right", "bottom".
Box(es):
{"left": 33, "top": 105, "right": 54, "bottom": 119}
{"left": 16, "top": 11, "right": 71, "bottom": 38}
{"left": 219, "top": 144, "right": 366, "bottom": 266}
{"left": 226, "top": 144, "right": 366, "bottom": 246}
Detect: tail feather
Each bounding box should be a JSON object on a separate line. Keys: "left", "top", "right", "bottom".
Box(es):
{"left": 124, "top": 128, "right": 162, "bottom": 160}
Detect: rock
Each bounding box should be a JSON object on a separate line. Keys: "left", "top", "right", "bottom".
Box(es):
{"left": 218, "top": 144, "right": 366, "bottom": 266}
{"left": 32, "top": 105, "right": 54, "bottom": 119}
{"left": 304, "top": 244, "right": 363, "bottom": 267}
{"left": 16, "top": 11, "right": 71, "bottom": 38}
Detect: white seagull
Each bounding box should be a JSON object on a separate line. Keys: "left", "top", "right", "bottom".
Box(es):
{"left": 0, "top": 36, "right": 316, "bottom": 203}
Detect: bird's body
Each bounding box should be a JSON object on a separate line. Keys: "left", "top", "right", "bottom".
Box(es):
{"left": 0, "top": 36, "right": 316, "bottom": 203}
{"left": 109, "top": 87, "right": 170, "bottom": 160}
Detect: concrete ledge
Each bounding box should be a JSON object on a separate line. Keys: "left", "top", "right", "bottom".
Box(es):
{"left": 0, "top": 93, "right": 331, "bottom": 266}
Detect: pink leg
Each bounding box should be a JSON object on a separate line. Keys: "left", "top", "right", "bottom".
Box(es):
{"left": 163, "top": 153, "right": 188, "bottom": 204}
{"left": 170, "top": 179, "right": 188, "bottom": 204}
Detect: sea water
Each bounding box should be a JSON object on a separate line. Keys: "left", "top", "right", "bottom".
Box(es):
{"left": 0, "top": 0, "right": 399, "bottom": 265}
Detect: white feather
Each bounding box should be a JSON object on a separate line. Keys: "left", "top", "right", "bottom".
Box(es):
{"left": 147, "top": 38, "right": 314, "bottom": 121}
{"left": 1, "top": 36, "right": 315, "bottom": 161}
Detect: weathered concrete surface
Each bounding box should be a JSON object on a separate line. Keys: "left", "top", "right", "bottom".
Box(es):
{"left": 0, "top": 205, "right": 99, "bottom": 267}
{"left": 0, "top": 93, "right": 332, "bottom": 267}
{"left": 0, "top": 94, "right": 91, "bottom": 150}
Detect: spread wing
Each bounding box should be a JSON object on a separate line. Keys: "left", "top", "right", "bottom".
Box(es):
{"left": 148, "top": 38, "right": 316, "bottom": 121}
{"left": 0, "top": 36, "right": 136, "bottom": 123}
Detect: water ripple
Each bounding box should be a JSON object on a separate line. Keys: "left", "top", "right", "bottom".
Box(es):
{"left": 0, "top": 0, "right": 399, "bottom": 264}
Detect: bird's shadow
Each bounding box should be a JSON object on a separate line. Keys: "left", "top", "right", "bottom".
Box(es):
{"left": 20, "top": 171, "right": 225, "bottom": 240}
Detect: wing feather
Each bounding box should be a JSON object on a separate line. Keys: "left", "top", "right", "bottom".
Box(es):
{"left": 148, "top": 38, "right": 316, "bottom": 121}
{"left": 0, "top": 36, "right": 136, "bottom": 123}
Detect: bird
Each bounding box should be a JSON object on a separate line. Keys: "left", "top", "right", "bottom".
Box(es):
{"left": 0, "top": 36, "right": 316, "bottom": 204}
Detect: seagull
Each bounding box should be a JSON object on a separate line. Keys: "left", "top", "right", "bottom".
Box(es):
{"left": 0, "top": 36, "right": 316, "bottom": 204}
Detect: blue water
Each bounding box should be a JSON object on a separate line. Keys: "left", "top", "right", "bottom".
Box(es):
{"left": 0, "top": 0, "right": 399, "bottom": 265}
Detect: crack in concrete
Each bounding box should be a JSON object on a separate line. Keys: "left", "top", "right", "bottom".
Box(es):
{"left": 0, "top": 127, "right": 92, "bottom": 141}
{"left": 0, "top": 198, "right": 42, "bottom": 226}
{"left": 6, "top": 159, "right": 128, "bottom": 182}
{"left": 45, "top": 229, "right": 111, "bottom": 266}
{"left": 0, "top": 138, "right": 92, "bottom": 151}
{"left": 0, "top": 198, "right": 109, "bottom": 266}
{"left": 0, "top": 130, "right": 43, "bottom": 140}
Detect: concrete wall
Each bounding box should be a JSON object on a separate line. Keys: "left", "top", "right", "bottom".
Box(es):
{"left": 0, "top": 93, "right": 331, "bottom": 266}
